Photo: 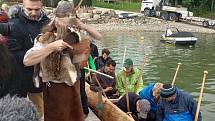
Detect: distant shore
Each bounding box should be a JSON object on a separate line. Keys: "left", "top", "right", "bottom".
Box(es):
{"left": 86, "top": 17, "right": 215, "bottom": 33}
{"left": 90, "top": 20, "right": 215, "bottom": 34}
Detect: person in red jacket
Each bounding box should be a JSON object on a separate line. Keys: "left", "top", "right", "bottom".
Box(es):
{"left": 0, "top": 8, "right": 9, "bottom": 45}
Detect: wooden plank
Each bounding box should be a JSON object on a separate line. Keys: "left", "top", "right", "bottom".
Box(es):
{"left": 85, "top": 83, "right": 134, "bottom": 121}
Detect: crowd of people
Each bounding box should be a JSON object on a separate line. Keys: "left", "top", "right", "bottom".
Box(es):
{"left": 0, "top": 0, "right": 202, "bottom": 121}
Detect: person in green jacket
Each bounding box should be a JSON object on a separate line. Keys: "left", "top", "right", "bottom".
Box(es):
{"left": 84, "top": 54, "right": 96, "bottom": 83}
{"left": 117, "top": 58, "right": 144, "bottom": 96}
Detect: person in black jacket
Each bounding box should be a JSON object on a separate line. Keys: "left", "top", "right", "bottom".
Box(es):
{"left": 117, "top": 92, "right": 151, "bottom": 121}
{"left": 90, "top": 42, "right": 99, "bottom": 61}
{"left": 95, "top": 48, "right": 112, "bottom": 69}
{"left": 1, "top": 0, "right": 49, "bottom": 120}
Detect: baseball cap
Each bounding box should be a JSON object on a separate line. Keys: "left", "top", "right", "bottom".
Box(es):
{"left": 123, "top": 58, "right": 133, "bottom": 68}
{"left": 139, "top": 99, "right": 151, "bottom": 119}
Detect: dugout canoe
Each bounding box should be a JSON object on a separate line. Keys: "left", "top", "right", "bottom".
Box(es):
{"left": 85, "top": 83, "right": 134, "bottom": 121}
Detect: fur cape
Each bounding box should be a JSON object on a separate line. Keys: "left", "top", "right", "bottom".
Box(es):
{"left": 38, "top": 30, "right": 90, "bottom": 86}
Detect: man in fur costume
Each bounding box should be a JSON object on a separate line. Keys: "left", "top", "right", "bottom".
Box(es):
{"left": 23, "top": 1, "right": 102, "bottom": 121}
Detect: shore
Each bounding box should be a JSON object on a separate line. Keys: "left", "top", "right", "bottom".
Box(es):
{"left": 89, "top": 18, "right": 215, "bottom": 33}
{"left": 79, "top": 7, "right": 215, "bottom": 33}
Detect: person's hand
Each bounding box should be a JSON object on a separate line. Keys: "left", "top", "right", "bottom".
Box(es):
{"left": 113, "top": 91, "right": 119, "bottom": 97}
{"left": 48, "top": 39, "right": 73, "bottom": 52}
{"left": 104, "top": 87, "right": 113, "bottom": 92}
{"left": 73, "top": 18, "right": 87, "bottom": 30}
{"left": 85, "top": 72, "right": 91, "bottom": 78}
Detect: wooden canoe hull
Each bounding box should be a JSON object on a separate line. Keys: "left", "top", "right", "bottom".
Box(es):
{"left": 85, "top": 83, "right": 134, "bottom": 121}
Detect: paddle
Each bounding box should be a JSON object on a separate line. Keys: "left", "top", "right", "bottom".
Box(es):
{"left": 122, "top": 46, "right": 127, "bottom": 68}
{"left": 84, "top": 67, "right": 114, "bottom": 79}
{"left": 171, "top": 62, "right": 182, "bottom": 85}
{"left": 94, "top": 74, "right": 108, "bottom": 98}
{"left": 194, "top": 70, "right": 208, "bottom": 121}
{"left": 120, "top": 46, "right": 132, "bottom": 117}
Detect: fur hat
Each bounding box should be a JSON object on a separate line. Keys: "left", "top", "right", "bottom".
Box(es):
{"left": 54, "top": 0, "right": 74, "bottom": 18}
{"left": 0, "top": 95, "right": 39, "bottom": 121}
{"left": 139, "top": 99, "right": 151, "bottom": 119}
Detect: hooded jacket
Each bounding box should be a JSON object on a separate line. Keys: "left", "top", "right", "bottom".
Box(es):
{"left": 139, "top": 83, "right": 158, "bottom": 112}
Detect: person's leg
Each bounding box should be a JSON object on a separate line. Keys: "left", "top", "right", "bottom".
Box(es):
{"left": 80, "top": 69, "right": 89, "bottom": 117}
{"left": 28, "top": 92, "right": 44, "bottom": 121}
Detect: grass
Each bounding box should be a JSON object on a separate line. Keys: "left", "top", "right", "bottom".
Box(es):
{"left": 92, "top": 0, "right": 141, "bottom": 12}
{"left": 194, "top": 12, "right": 215, "bottom": 19}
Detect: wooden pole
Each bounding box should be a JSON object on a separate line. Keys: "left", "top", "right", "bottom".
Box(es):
{"left": 194, "top": 70, "right": 208, "bottom": 121}
{"left": 84, "top": 67, "right": 114, "bottom": 79}
{"left": 122, "top": 46, "right": 127, "bottom": 68}
{"left": 94, "top": 74, "right": 108, "bottom": 98}
{"left": 120, "top": 46, "right": 132, "bottom": 117}
{"left": 124, "top": 75, "right": 130, "bottom": 112}
{"left": 171, "top": 62, "right": 182, "bottom": 86}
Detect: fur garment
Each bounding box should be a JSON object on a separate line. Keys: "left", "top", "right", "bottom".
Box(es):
{"left": 39, "top": 30, "right": 89, "bottom": 86}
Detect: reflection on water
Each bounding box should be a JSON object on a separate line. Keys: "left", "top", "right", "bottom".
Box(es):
{"left": 96, "top": 31, "right": 215, "bottom": 121}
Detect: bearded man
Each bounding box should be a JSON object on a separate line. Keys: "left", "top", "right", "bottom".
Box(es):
{"left": 5, "top": 0, "right": 49, "bottom": 120}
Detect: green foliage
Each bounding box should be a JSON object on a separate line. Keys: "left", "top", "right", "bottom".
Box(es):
{"left": 74, "top": 0, "right": 92, "bottom": 7}
{"left": 92, "top": 0, "right": 140, "bottom": 12}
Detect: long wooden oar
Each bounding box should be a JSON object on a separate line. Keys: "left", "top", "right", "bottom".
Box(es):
{"left": 171, "top": 62, "right": 182, "bottom": 85}
{"left": 122, "top": 46, "right": 127, "bottom": 68}
{"left": 194, "top": 70, "right": 208, "bottom": 121}
{"left": 94, "top": 75, "right": 107, "bottom": 98}
{"left": 120, "top": 46, "right": 132, "bottom": 117}
{"left": 84, "top": 67, "right": 114, "bottom": 79}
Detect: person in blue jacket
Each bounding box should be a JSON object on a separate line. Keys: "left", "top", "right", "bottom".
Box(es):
{"left": 156, "top": 84, "right": 202, "bottom": 121}
{"left": 139, "top": 83, "right": 163, "bottom": 121}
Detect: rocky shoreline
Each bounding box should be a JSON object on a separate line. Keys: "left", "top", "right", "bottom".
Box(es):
{"left": 89, "top": 22, "right": 215, "bottom": 33}
{"left": 45, "top": 7, "right": 215, "bottom": 33}
{"left": 77, "top": 8, "right": 215, "bottom": 33}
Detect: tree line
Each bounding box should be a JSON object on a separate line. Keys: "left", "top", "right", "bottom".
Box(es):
{"left": 4, "top": 0, "right": 213, "bottom": 18}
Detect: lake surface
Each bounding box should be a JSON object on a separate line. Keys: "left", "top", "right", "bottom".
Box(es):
{"left": 95, "top": 31, "right": 215, "bottom": 121}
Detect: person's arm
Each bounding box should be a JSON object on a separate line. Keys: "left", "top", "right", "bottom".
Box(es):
{"left": 156, "top": 103, "right": 164, "bottom": 121}
{"left": 7, "top": 31, "right": 26, "bottom": 64}
{"left": 76, "top": 19, "right": 102, "bottom": 40}
{"left": 0, "top": 23, "right": 10, "bottom": 36}
{"left": 23, "top": 39, "right": 73, "bottom": 66}
{"left": 90, "top": 74, "right": 100, "bottom": 92}
{"left": 116, "top": 71, "right": 125, "bottom": 96}
{"left": 135, "top": 68, "right": 144, "bottom": 94}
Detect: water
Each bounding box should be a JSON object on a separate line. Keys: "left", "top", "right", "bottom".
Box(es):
{"left": 95, "top": 31, "right": 215, "bottom": 121}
